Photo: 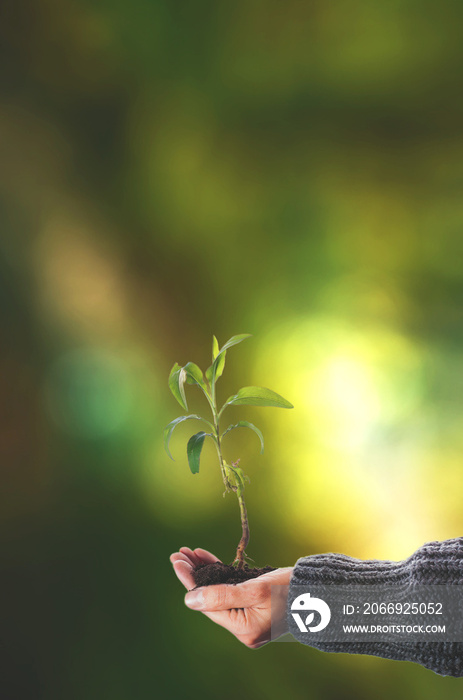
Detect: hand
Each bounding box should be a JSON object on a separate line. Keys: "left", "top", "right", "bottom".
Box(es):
{"left": 170, "top": 547, "right": 293, "bottom": 649}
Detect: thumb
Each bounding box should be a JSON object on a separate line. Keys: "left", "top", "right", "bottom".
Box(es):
{"left": 184, "top": 581, "right": 263, "bottom": 612}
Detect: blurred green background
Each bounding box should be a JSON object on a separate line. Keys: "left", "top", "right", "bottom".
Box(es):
{"left": 2, "top": 0, "right": 463, "bottom": 697}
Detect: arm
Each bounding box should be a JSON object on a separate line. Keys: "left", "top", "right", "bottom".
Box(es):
{"left": 288, "top": 536, "right": 463, "bottom": 677}
{"left": 170, "top": 537, "right": 463, "bottom": 676}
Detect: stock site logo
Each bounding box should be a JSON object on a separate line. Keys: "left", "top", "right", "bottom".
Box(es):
{"left": 291, "top": 593, "right": 331, "bottom": 633}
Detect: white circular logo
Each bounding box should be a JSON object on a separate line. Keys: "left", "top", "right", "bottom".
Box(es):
{"left": 291, "top": 593, "right": 331, "bottom": 632}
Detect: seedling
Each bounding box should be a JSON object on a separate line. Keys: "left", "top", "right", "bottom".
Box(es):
{"left": 164, "top": 334, "right": 293, "bottom": 569}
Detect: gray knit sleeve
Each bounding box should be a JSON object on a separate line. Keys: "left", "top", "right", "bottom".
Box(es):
{"left": 287, "top": 537, "right": 463, "bottom": 677}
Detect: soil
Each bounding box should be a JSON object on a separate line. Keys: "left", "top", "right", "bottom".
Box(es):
{"left": 193, "top": 561, "right": 276, "bottom": 587}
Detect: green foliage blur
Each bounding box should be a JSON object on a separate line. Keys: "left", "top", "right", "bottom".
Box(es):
{"left": 2, "top": 1, "right": 463, "bottom": 697}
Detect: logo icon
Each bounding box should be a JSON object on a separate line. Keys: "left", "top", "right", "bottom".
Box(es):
{"left": 291, "top": 593, "right": 331, "bottom": 633}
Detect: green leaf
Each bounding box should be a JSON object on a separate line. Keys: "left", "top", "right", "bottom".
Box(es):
{"left": 206, "top": 350, "right": 225, "bottom": 385}
{"left": 206, "top": 336, "right": 220, "bottom": 384}
{"left": 224, "top": 386, "right": 293, "bottom": 409}
{"left": 207, "top": 333, "right": 251, "bottom": 386}
{"left": 226, "top": 462, "right": 247, "bottom": 494}
{"left": 187, "top": 431, "right": 207, "bottom": 474}
{"left": 183, "top": 362, "right": 207, "bottom": 390}
{"left": 163, "top": 415, "right": 204, "bottom": 460}
{"left": 222, "top": 421, "right": 265, "bottom": 454}
{"left": 213, "top": 350, "right": 226, "bottom": 382}
{"left": 168, "top": 363, "right": 188, "bottom": 411}
{"left": 212, "top": 335, "right": 220, "bottom": 360}
{"left": 219, "top": 333, "right": 252, "bottom": 354}
{"left": 232, "top": 465, "right": 246, "bottom": 492}
{"left": 216, "top": 351, "right": 226, "bottom": 380}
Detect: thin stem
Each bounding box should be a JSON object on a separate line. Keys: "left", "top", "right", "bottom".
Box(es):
{"left": 206, "top": 378, "right": 230, "bottom": 490}
{"left": 204, "top": 371, "right": 251, "bottom": 568}
{"left": 233, "top": 490, "right": 250, "bottom": 569}
{"left": 214, "top": 433, "right": 232, "bottom": 490}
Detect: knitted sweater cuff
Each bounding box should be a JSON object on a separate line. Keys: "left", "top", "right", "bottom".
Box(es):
{"left": 287, "top": 537, "right": 463, "bottom": 677}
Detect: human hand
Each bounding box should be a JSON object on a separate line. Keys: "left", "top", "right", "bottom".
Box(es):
{"left": 170, "top": 547, "right": 293, "bottom": 649}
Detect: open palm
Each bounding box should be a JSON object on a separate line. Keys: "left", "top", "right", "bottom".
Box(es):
{"left": 170, "top": 547, "right": 293, "bottom": 648}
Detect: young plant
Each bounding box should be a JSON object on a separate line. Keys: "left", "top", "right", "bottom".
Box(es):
{"left": 164, "top": 334, "right": 293, "bottom": 569}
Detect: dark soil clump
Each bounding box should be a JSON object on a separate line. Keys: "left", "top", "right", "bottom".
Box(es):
{"left": 193, "top": 561, "right": 276, "bottom": 587}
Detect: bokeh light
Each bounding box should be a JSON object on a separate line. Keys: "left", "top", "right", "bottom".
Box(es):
{"left": 45, "top": 348, "right": 132, "bottom": 439}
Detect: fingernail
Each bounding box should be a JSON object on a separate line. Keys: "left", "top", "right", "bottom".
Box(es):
{"left": 185, "top": 589, "right": 204, "bottom": 610}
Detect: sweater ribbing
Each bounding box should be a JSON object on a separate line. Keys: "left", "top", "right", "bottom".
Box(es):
{"left": 288, "top": 537, "right": 463, "bottom": 677}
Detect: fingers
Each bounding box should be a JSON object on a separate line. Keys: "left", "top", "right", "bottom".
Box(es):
{"left": 170, "top": 547, "right": 221, "bottom": 568}
{"left": 179, "top": 547, "right": 203, "bottom": 567}
{"left": 185, "top": 579, "right": 267, "bottom": 612}
{"left": 169, "top": 550, "right": 284, "bottom": 650}
{"left": 170, "top": 550, "right": 222, "bottom": 589}
{"left": 193, "top": 548, "right": 222, "bottom": 564}
{"left": 172, "top": 560, "right": 196, "bottom": 591}
{"left": 170, "top": 552, "right": 193, "bottom": 567}
{"left": 170, "top": 546, "right": 222, "bottom": 593}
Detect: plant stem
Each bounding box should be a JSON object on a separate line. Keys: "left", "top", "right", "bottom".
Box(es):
{"left": 215, "top": 433, "right": 231, "bottom": 490}
{"left": 233, "top": 490, "right": 250, "bottom": 569}
{"left": 214, "top": 426, "right": 250, "bottom": 568}
{"left": 204, "top": 379, "right": 250, "bottom": 568}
